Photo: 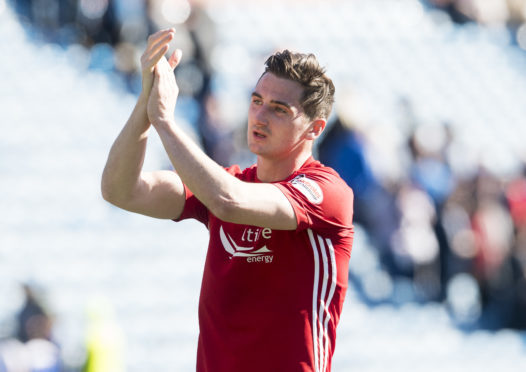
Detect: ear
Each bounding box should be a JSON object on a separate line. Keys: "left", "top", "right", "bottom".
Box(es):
{"left": 305, "top": 119, "right": 326, "bottom": 140}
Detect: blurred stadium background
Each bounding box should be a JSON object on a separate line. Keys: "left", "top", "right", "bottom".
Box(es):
{"left": 1, "top": 0, "right": 526, "bottom": 370}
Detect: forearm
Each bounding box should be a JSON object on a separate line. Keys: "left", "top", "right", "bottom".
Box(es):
{"left": 101, "top": 94, "right": 151, "bottom": 204}
{"left": 153, "top": 120, "right": 297, "bottom": 228}
{"left": 153, "top": 119, "right": 240, "bottom": 216}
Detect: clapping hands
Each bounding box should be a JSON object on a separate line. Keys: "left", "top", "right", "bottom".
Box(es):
{"left": 140, "top": 28, "right": 183, "bottom": 127}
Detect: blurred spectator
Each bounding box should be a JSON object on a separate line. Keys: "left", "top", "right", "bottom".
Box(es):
{"left": 504, "top": 164, "right": 526, "bottom": 329}
{"left": 0, "top": 283, "right": 61, "bottom": 372}
{"left": 16, "top": 284, "right": 53, "bottom": 344}
{"left": 469, "top": 168, "right": 516, "bottom": 329}
{"left": 506, "top": 165, "right": 526, "bottom": 227}
{"left": 426, "top": 0, "right": 474, "bottom": 23}
{"left": 196, "top": 92, "right": 237, "bottom": 167}
{"left": 406, "top": 120, "right": 456, "bottom": 301}
{"left": 407, "top": 121, "right": 455, "bottom": 209}
{"left": 391, "top": 183, "right": 442, "bottom": 302}
{"left": 427, "top": 0, "right": 511, "bottom": 25}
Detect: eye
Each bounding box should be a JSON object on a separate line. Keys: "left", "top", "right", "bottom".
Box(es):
{"left": 251, "top": 97, "right": 262, "bottom": 105}
{"left": 275, "top": 106, "right": 287, "bottom": 114}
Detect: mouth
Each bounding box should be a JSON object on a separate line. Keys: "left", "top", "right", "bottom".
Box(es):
{"left": 252, "top": 130, "right": 267, "bottom": 139}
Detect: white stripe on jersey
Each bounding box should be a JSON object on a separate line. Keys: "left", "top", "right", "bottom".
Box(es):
{"left": 317, "top": 235, "right": 329, "bottom": 372}
{"left": 322, "top": 237, "right": 337, "bottom": 372}
{"left": 308, "top": 229, "right": 337, "bottom": 372}
{"left": 308, "top": 229, "right": 321, "bottom": 372}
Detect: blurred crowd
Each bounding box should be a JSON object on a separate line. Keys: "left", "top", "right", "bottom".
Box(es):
{"left": 428, "top": 0, "right": 526, "bottom": 25}
{"left": 8, "top": 0, "right": 215, "bottom": 88}
{"left": 8, "top": 0, "right": 235, "bottom": 165}
{"left": 427, "top": 0, "right": 526, "bottom": 48}
{"left": 4, "top": 0, "right": 525, "bottom": 358}
{"left": 318, "top": 96, "right": 526, "bottom": 331}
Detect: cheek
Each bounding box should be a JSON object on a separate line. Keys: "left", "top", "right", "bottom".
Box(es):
{"left": 286, "top": 123, "right": 307, "bottom": 139}
{"left": 275, "top": 128, "right": 302, "bottom": 148}
{"left": 247, "top": 107, "right": 255, "bottom": 121}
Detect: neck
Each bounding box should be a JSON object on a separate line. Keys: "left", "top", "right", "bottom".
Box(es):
{"left": 256, "top": 151, "right": 312, "bottom": 182}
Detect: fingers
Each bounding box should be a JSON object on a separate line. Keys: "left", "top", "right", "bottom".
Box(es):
{"left": 146, "top": 28, "right": 175, "bottom": 54}
{"left": 146, "top": 44, "right": 170, "bottom": 72}
{"left": 168, "top": 49, "right": 183, "bottom": 70}
{"left": 141, "top": 28, "right": 176, "bottom": 72}
{"left": 146, "top": 28, "right": 175, "bottom": 56}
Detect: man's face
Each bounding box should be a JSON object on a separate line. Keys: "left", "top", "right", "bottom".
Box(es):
{"left": 247, "top": 73, "right": 313, "bottom": 159}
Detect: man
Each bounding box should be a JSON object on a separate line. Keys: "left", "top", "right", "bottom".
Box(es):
{"left": 101, "top": 28, "right": 354, "bottom": 372}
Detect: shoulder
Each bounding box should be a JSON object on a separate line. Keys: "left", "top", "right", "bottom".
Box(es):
{"left": 277, "top": 159, "right": 354, "bottom": 228}
{"left": 295, "top": 160, "right": 353, "bottom": 199}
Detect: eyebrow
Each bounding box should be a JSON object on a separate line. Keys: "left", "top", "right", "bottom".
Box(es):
{"left": 251, "top": 92, "right": 293, "bottom": 110}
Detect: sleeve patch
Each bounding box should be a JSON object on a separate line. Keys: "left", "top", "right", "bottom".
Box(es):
{"left": 290, "top": 174, "right": 323, "bottom": 204}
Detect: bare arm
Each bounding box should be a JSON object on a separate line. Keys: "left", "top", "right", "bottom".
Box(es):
{"left": 147, "top": 49, "right": 297, "bottom": 229}
{"left": 101, "top": 29, "right": 186, "bottom": 220}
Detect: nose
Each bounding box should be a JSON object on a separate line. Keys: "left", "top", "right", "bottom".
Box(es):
{"left": 253, "top": 105, "right": 269, "bottom": 126}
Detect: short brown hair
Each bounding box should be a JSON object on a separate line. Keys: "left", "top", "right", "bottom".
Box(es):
{"left": 263, "top": 50, "right": 335, "bottom": 120}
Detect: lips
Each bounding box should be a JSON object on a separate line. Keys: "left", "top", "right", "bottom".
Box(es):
{"left": 253, "top": 130, "right": 267, "bottom": 139}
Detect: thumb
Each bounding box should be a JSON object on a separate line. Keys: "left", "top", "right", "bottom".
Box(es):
{"left": 168, "top": 49, "right": 183, "bottom": 70}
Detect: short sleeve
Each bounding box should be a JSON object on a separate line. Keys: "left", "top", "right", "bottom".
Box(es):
{"left": 174, "top": 183, "right": 209, "bottom": 226}
{"left": 274, "top": 171, "right": 354, "bottom": 231}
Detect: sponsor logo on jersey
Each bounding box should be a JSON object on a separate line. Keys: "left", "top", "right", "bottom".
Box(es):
{"left": 219, "top": 226, "right": 274, "bottom": 263}
{"left": 290, "top": 174, "right": 323, "bottom": 204}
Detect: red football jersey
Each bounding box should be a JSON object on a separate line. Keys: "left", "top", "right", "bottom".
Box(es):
{"left": 176, "top": 157, "right": 354, "bottom": 372}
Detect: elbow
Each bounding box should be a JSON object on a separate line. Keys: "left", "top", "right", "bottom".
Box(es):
{"left": 100, "top": 178, "right": 117, "bottom": 205}
{"left": 100, "top": 168, "right": 113, "bottom": 203}
{"left": 100, "top": 175, "right": 127, "bottom": 207}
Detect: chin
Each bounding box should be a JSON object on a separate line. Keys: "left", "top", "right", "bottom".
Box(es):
{"left": 248, "top": 144, "right": 261, "bottom": 155}
{"left": 247, "top": 143, "right": 266, "bottom": 157}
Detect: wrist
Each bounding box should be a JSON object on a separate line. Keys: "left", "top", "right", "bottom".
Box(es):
{"left": 151, "top": 117, "right": 176, "bottom": 130}
{"left": 138, "top": 91, "right": 150, "bottom": 104}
